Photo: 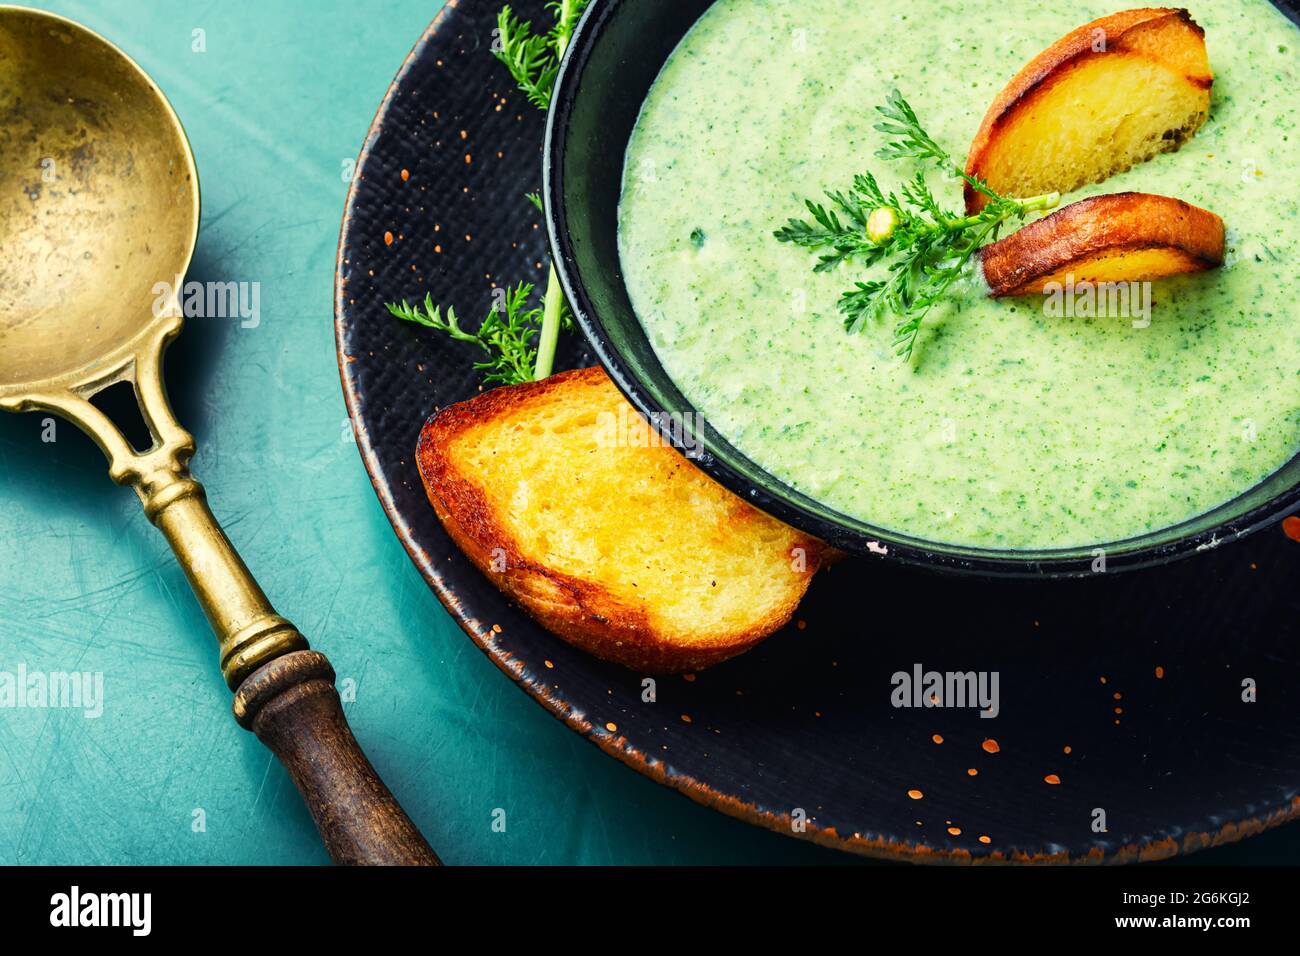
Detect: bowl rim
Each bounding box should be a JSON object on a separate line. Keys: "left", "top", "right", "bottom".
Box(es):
{"left": 542, "top": 0, "right": 1300, "bottom": 577}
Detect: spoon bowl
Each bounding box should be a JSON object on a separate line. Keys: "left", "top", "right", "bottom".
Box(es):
{"left": 0, "top": 5, "right": 198, "bottom": 393}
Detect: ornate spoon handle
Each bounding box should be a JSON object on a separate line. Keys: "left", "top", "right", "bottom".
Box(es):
{"left": 8, "top": 317, "right": 438, "bottom": 865}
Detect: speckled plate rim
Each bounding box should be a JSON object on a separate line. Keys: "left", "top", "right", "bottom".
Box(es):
{"left": 333, "top": 0, "right": 1300, "bottom": 865}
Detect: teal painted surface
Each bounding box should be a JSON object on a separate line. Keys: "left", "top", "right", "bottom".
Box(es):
{"left": 0, "top": 0, "right": 1292, "bottom": 866}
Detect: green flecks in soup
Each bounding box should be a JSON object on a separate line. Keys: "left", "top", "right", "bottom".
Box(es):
{"left": 618, "top": 0, "right": 1300, "bottom": 550}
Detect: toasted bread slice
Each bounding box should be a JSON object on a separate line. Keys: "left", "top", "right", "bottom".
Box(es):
{"left": 416, "top": 367, "right": 827, "bottom": 673}
{"left": 978, "top": 192, "right": 1225, "bottom": 296}
{"left": 965, "top": 8, "right": 1212, "bottom": 212}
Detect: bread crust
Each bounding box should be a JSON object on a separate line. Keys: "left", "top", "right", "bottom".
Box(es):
{"left": 416, "top": 367, "right": 826, "bottom": 673}
{"left": 964, "top": 8, "right": 1211, "bottom": 212}
{"left": 977, "top": 192, "right": 1225, "bottom": 297}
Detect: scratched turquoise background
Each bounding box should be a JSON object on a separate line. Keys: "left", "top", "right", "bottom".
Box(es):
{"left": 0, "top": 0, "right": 1294, "bottom": 866}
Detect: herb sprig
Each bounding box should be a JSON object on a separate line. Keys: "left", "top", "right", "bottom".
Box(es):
{"left": 388, "top": 285, "right": 552, "bottom": 387}
{"left": 776, "top": 90, "right": 1060, "bottom": 362}
{"left": 386, "top": 0, "right": 588, "bottom": 386}
{"left": 495, "top": 1, "right": 584, "bottom": 110}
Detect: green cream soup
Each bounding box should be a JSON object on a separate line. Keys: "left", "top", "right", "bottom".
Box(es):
{"left": 618, "top": 0, "right": 1300, "bottom": 550}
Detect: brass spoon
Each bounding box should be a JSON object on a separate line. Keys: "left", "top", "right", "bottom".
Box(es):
{"left": 0, "top": 6, "right": 437, "bottom": 865}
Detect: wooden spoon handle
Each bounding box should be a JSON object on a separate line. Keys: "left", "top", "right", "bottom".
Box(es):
{"left": 233, "top": 650, "right": 440, "bottom": 865}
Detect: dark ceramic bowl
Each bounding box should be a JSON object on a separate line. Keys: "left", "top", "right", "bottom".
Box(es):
{"left": 544, "top": 0, "right": 1300, "bottom": 576}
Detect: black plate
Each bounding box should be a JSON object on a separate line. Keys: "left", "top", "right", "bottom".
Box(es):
{"left": 336, "top": 0, "right": 1300, "bottom": 862}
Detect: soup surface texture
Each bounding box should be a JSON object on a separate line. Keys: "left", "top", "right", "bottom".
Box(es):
{"left": 618, "top": 0, "right": 1300, "bottom": 550}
